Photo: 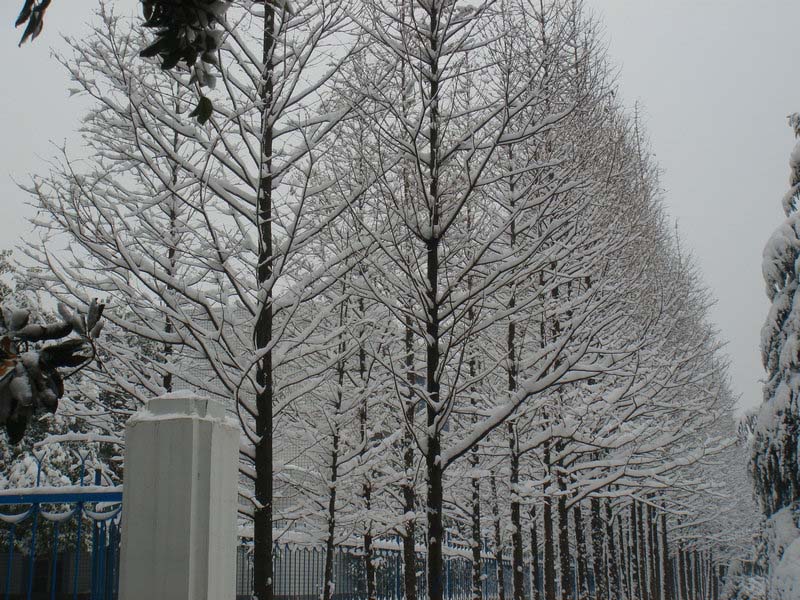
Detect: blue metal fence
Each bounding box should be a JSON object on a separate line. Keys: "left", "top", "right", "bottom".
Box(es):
{"left": 0, "top": 448, "right": 534, "bottom": 599}
{"left": 0, "top": 448, "right": 121, "bottom": 600}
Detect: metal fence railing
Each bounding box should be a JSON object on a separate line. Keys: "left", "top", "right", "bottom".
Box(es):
{"left": 235, "top": 541, "right": 528, "bottom": 600}
{"left": 0, "top": 448, "right": 540, "bottom": 600}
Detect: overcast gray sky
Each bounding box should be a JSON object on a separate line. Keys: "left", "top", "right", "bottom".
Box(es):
{"left": 2, "top": 0, "right": 799, "bottom": 412}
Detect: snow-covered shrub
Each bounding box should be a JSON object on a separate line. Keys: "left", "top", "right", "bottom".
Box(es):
{"left": 723, "top": 576, "right": 767, "bottom": 600}
{"left": 764, "top": 502, "right": 800, "bottom": 599}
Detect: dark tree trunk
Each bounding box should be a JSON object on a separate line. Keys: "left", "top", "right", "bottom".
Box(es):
{"left": 424, "top": 0, "right": 444, "bottom": 595}
{"left": 616, "top": 510, "right": 629, "bottom": 600}
{"left": 557, "top": 456, "right": 572, "bottom": 600}
{"left": 322, "top": 315, "right": 347, "bottom": 600}
{"left": 399, "top": 6, "right": 418, "bottom": 589}
{"left": 590, "top": 498, "right": 606, "bottom": 600}
{"left": 322, "top": 427, "right": 340, "bottom": 600}
{"left": 572, "top": 497, "right": 589, "bottom": 600}
{"left": 629, "top": 503, "right": 640, "bottom": 600}
{"left": 364, "top": 495, "right": 375, "bottom": 600}
{"left": 693, "top": 554, "right": 699, "bottom": 600}
{"left": 403, "top": 316, "right": 418, "bottom": 600}
{"left": 530, "top": 505, "right": 541, "bottom": 600}
{"left": 509, "top": 423, "right": 525, "bottom": 600}
{"left": 426, "top": 427, "right": 444, "bottom": 600}
{"left": 696, "top": 552, "right": 702, "bottom": 600}
{"left": 708, "top": 553, "right": 716, "bottom": 600}
{"left": 163, "top": 172, "right": 178, "bottom": 394}
{"left": 678, "top": 543, "right": 688, "bottom": 600}
{"left": 506, "top": 235, "right": 524, "bottom": 600}
{"left": 467, "top": 303, "right": 481, "bottom": 600}
{"left": 648, "top": 504, "right": 659, "bottom": 600}
{"left": 358, "top": 299, "right": 376, "bottom": 600}
{"left": 491, "top": 475, "right": 507, "bottom": 600}
{"left": 543, "top": 443, "right": 557, "bottom": 600}
{"left": 471, "top": 468, "right": 483, "bottom": 600}
{"left": 605, "top": 500, "right": 621, "bottom": 600}
{"left": 637, "top": 502, "right": 649, "bottom": 600}
{"left": 254, "top": 2, "right": 276, "bottom": 596}
{"left": 661, "top": 513, "right": 672, "bottom": 600}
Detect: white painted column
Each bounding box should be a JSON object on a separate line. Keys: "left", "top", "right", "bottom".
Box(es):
{"left": 119, "top": 393, "right": 239, "bottom": 600}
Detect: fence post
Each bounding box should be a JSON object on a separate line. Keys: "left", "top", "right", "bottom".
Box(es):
{"left": 118, "top": 393, "right": 239, "bottom": 600}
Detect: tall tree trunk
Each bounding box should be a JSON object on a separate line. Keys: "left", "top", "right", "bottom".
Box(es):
{"left": 466, "top": 273, "right": 481, "bottom": 600}
{"left": 322, "top": 316, "right": 346, "bottom": 600}
{"left": 605, "top": 500, "right": 621, "bottom": 600}
{"left": 590, "top": 498, "right": 606, "bottom": 600}
{"left": 678, "top": 542, "right": 688, "bottom": 600}
{"left": 616, "top": 510, "right": 629, "bottom": 600}
{"left": 636, "top": 502, "right": 649, "bottom": 600}
{"left": 400, "top": 13, "right": 417, "bottom": 585}
{"left": 530, "top": 505, "right": 541, "bottom": 600}
{"left": 660, "top": 513, "right": 672, "bottom": 600}
{"left": 685, "top": 548, "right": 694, "bottom": 600}
{"left": 694, "top": 554, "right": 700, "bottom": 600}
{"left": 492, "top": 474, "right": 507, "bottom": 600}
{"left": 254, "top": 2, "right": 276, "bottom": 596}
{"left": 543, "top": 442, "right": 557, "bottom": 600}
{"left": 424, "top": 268, "right": 444, "bottom": 600}
{"left": 162, "top": 146, "right": 179, "bottom": 394}
{"left": 505, "top": 197, "right": 524, "bottom": 600}
{"left": 359, "top": 299, "right": 376, "bottom": 600}
{"left": 648, "top": 504, "right": 659, "bottom": 600}
{"left": 697, "top": 551, "right": 703, "bottom": 600}
{"left": 509, "top": 427, "right": 525, "bottom": 600}
{"left": 557, "top": 454, "right": 572, "bottom": 600}
{"left": 403, "top": 316, "right": 418, "bottom": 600}
{"left": 471, "top": 465, "right": 483, "bottom": 600}
{"left": 322, "top": 422, "right": 340, "bottom": 600}
{"left": 629, "top": 503, "right": 640, "bottom": 600}
{"left": 424, "top": 0, "right": 444, "bottom": 595}
{"left": 572, "top": 496, "right": 589, "bottom": 600}
{"left": 707, "top": 553, "right": 715, "bottom": 600}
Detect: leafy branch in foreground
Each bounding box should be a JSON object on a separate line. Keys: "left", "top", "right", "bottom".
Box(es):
{"left": 14, "top": 0, "right": 228, "bottom": 124}
{"left": 14, "top": 0, "right": 50, "bottom": 45}
{"left": 140, "top": 0, "right": 230, "bottom": 123}
{"left": 0, "top": 299, "right": 104, "bottom": 444}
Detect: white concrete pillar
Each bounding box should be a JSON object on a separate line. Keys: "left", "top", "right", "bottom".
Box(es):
{"left": 119, "top": 393, "right": 239, "bottom": 600}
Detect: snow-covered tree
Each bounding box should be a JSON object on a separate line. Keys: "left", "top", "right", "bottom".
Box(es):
{"left": 24, "top": 4, "right": 364, "bottom": 599}
{"left": 754, "top": 113, "right": 800, "bottom": 517}
{"left": 751, "top": 112, "right": 800, "bottom": 600}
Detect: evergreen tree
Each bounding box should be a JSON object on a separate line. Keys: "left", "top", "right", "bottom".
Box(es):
{"left": 753, "top": 113, "right": 800, "bottom": 518}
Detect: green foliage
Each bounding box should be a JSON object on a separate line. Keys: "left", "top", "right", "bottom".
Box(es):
{"left": 140, "top": 0, "right": 228, "bottom": 121}
{"left": 14, "top": 0, "right": 51, "bottom": 46}
{"left": 189, "top": 95, "right": 214, "bottom": 124}
{"left": 753, "top": 114, "right": 800, "bottom": 518}
{"left": 0, "top": 300, "right": 104, "bottom": 445}
{"left": 15, "top": 0, "right": 226, "bottom": 123}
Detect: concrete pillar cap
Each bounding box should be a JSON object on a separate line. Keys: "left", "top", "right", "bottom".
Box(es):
{"left": 145, "top": 392, "right": 227, "bottom": 420}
